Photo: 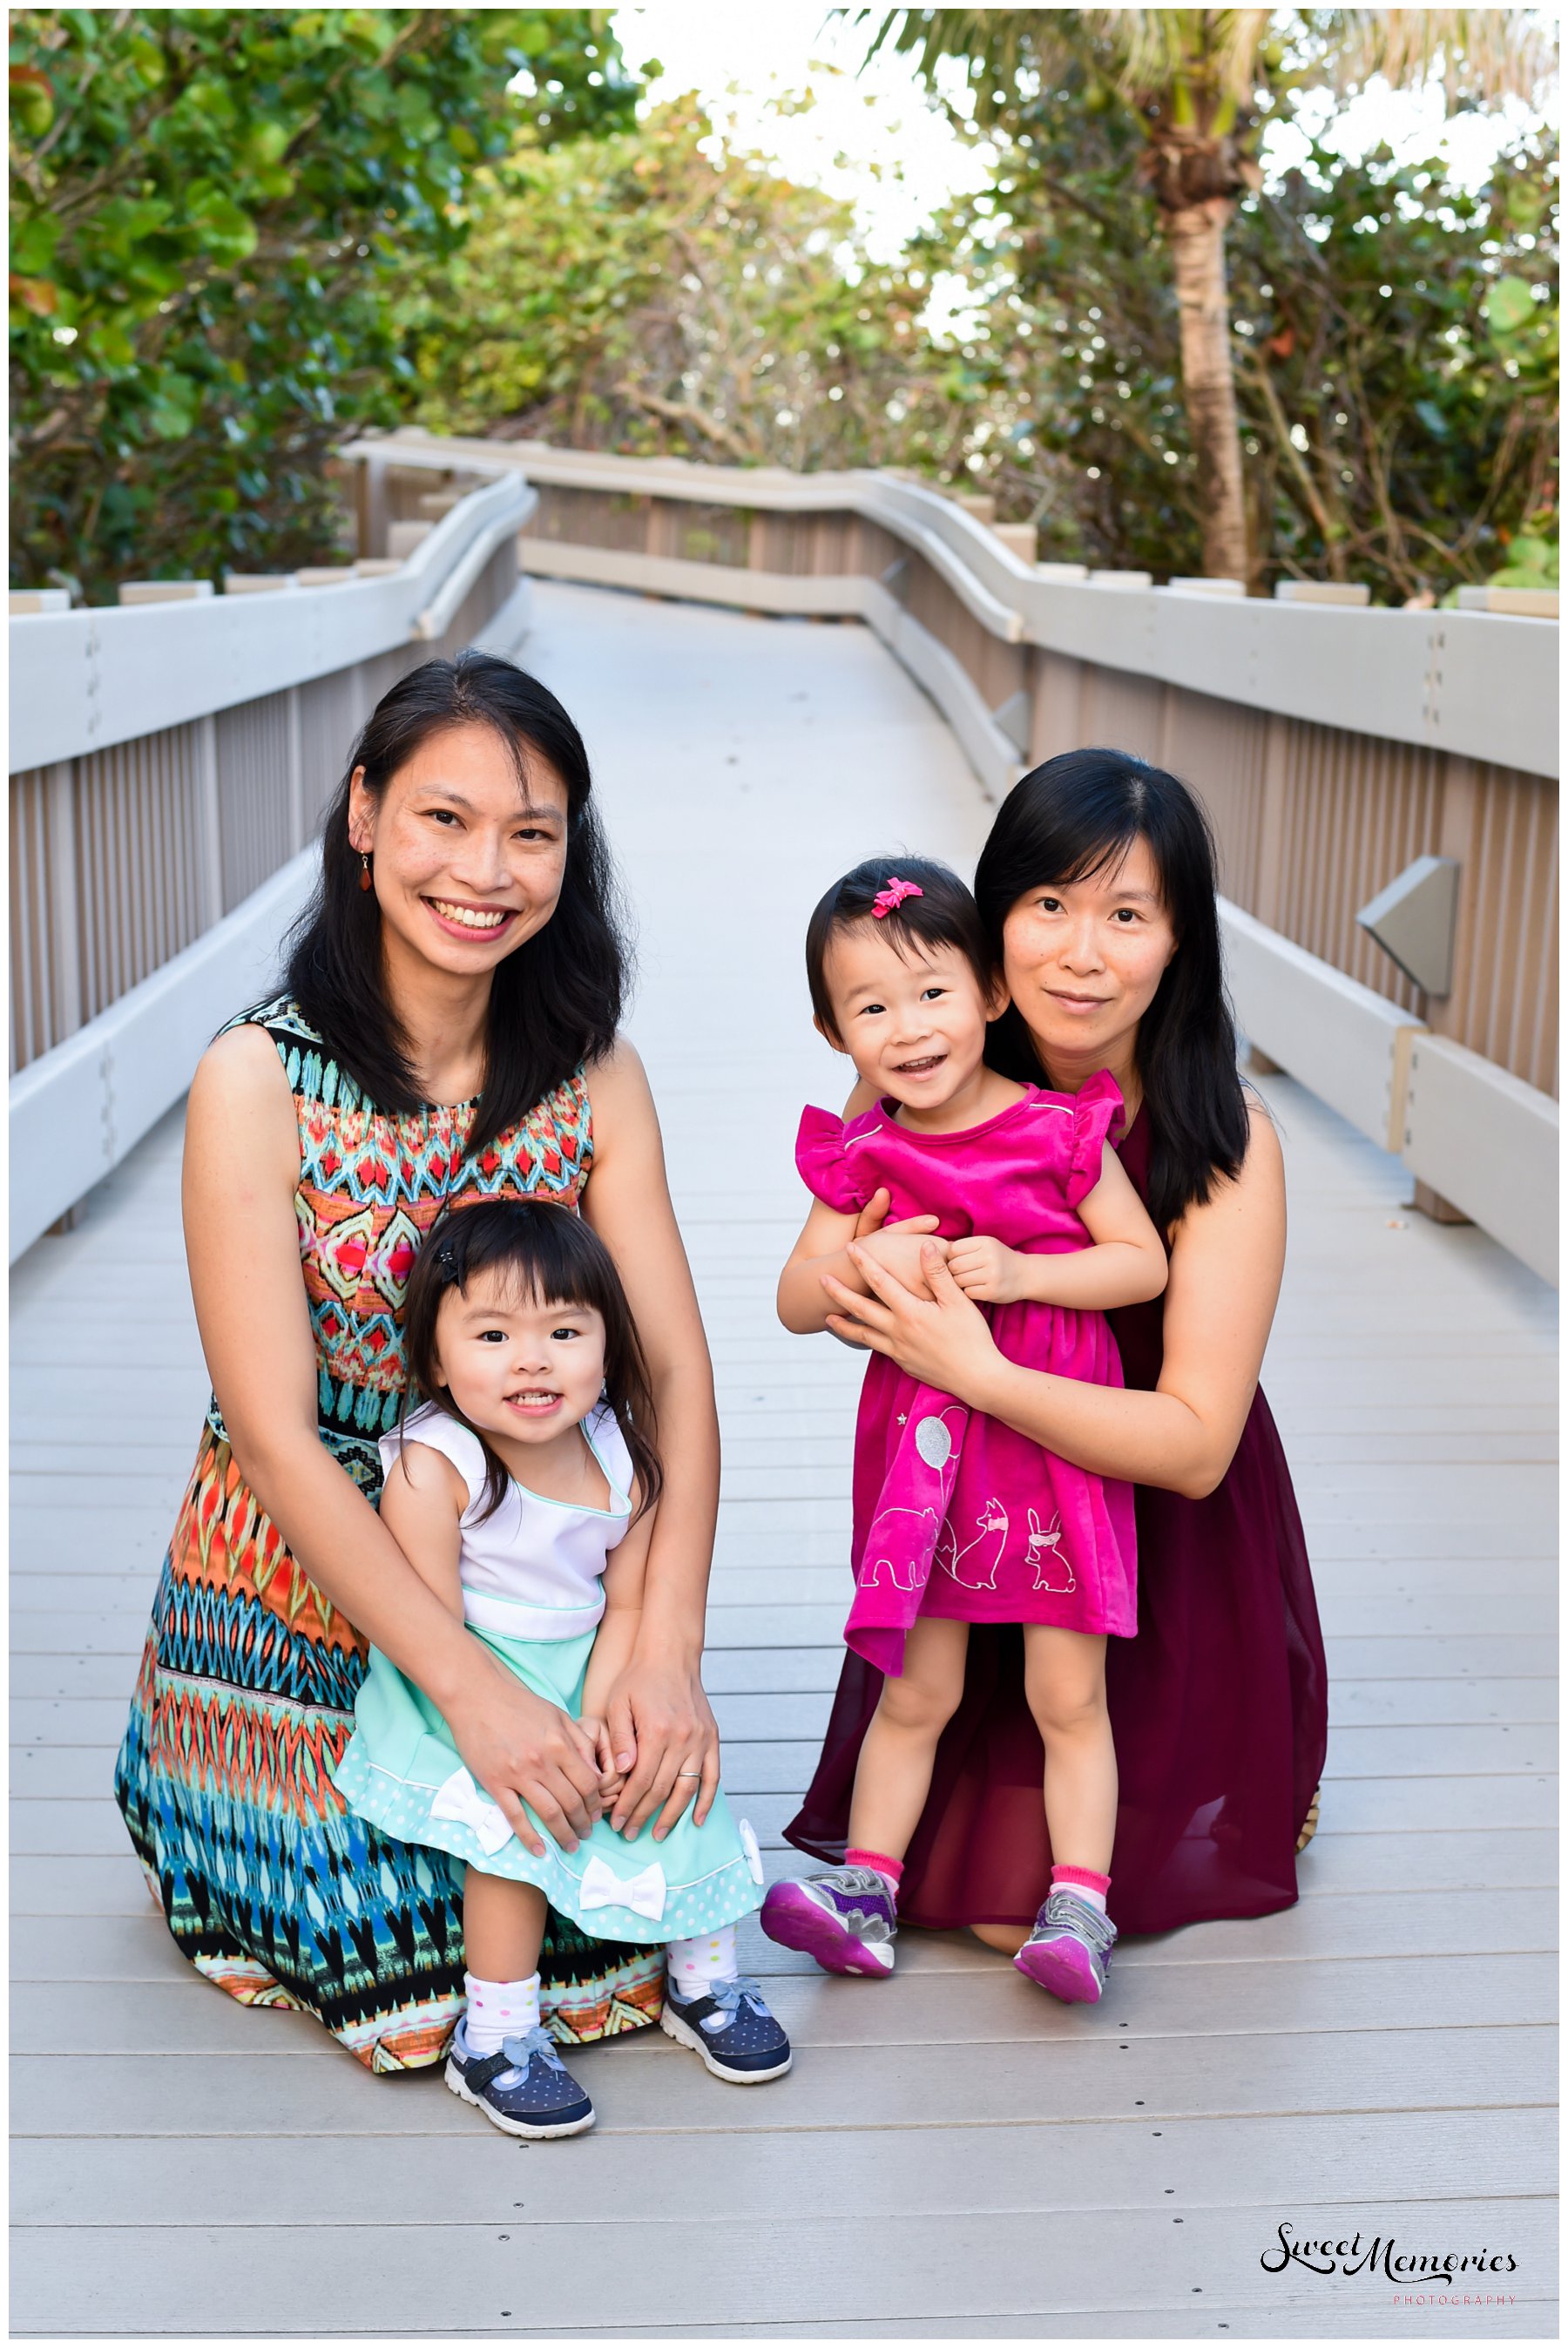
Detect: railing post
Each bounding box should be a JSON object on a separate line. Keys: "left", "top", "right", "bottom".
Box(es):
{"left": 1411, "top": 752, "right": 1481, "bottom": 1221}
{"left": 198, "top": 714, "right": 225, "bottom": 922}
{"left": 44, "top": 760, "right": 83, "bottom": 1048}
{"left": 1424, "top": 754, "right": 1478, "bottom": 1050}
{"left": 1253, "top": 713, "right": 1292, "bottom": 929}
{"left": 287, "top": 687, "right": 306, "bottom": 853}
{"left": 356, "top": 455, "right": 389, "bottom": 558}
{"left": 1027, "top": 649, "right": 1084, "bottom": 767}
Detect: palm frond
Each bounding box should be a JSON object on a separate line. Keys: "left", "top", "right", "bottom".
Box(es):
{"left": 843, "top": 10, "right": 1092, "bottom": 120}
{"left": 1105, "top": 9, "right": 1275, "bottom": 108}
{"left": 1315, "top": 8, "right": 1557, "bottom": 105}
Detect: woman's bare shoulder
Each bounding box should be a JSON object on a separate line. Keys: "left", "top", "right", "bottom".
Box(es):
{"left": 1240, "top": 1090, "right": 1285, "bottom": 1187}
{"left": 1166, "top": 1092, "right": 1284, "bottom": 1261}
{"left": 585, "top": 1032, "right": 650, "bottom": 1097}
{"left": 582, "top": 1033, "right": 659, "bottom": 1147}
{"left": 190, "top": 1020, "right": 293, "bottom": 1108}
{"left": 186, "top": 1023, "right": 299, "bottom": 1177}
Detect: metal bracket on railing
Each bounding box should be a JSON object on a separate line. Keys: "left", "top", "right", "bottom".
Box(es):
{"left": 990, "top": 690, "right": 1032, "bottom": 759}
{"left": 1356, "top": 856, "right": 1461, "bottom": 998}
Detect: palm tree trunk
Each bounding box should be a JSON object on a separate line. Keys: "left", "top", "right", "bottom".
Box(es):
{"left": 1165, "top": 194, "right": 1249, "bottom": 581}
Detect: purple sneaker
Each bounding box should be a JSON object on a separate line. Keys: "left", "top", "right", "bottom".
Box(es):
{"left": 1013, "top": 1889, "right": 1117, "bottom": 2003}
{"left": 760, "top": 1865, "right": 897, "bottom": 1978}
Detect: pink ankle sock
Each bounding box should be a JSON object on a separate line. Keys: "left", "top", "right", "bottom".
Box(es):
{"left": 1052, "top": 1864, "right": 1111, "bottom": 1916}
{"left": 847, "top": 1845, "right": 903, "bottom": 1893}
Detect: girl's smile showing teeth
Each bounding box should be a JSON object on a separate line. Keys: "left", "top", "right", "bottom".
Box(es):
{"left": 425, "top": 897, "right": 517, "bottom": 937}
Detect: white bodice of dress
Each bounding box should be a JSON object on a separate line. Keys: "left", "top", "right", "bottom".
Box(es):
{"left": 378, "top": 1399, "right": 633, "bottom": 1641}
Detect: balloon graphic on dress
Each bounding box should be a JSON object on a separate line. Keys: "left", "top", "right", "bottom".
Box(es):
{"left": 1025, "top": 1507, "right": 1076, "bottom": 1594}
{"left": 915, "top": 1409, "right": 963, "bottom": 1471}
{"left": 936, "top": 1497, "right": 1010, "bottom": 1590}
{"left": 857, "top": 1504, "right": 941, "bottom": 1591}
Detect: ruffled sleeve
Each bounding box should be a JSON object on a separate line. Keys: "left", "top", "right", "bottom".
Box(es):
{"left": 795, "top": 1105, "right": 873, "bottom": 1215}
{"left": 1064, "top": 1070, "right": 1125, "bottom": 1212}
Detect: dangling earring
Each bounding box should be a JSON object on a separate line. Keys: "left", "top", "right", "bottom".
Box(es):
{"left": 359, "top": 851, "right": 372, "bottom": 894}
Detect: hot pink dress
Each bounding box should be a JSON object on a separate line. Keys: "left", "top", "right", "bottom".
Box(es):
{"left": 787, "top": 1104, "right": 1329, "bottom": 1936}
{"left": 796, "top": 1071, "right": 1137, "bottom": 1676}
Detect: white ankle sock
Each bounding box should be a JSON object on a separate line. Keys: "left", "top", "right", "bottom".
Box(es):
{"left": 666, "top": 1924, "right": 738, "bottom": 1996}
{"left": 463, "top": 1970, "right": 541, "bottom": 2055}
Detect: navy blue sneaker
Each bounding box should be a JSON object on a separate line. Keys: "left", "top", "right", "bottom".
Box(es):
{"left": 660, "top": 1975, "right": 793, "bottom": 2083}
{"left": 445, "top": 2018, "right": 595, "bottom": 2138}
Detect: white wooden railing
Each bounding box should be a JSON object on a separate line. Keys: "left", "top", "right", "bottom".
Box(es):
{"left": 9, "top": 475, "right": 532, "bottom": 1257}
{"left": 11, "top": 430, "right": 1558, "bottom": 1284}
{"left": 342, "top": 430, "right": 1558, "bottom": 1285}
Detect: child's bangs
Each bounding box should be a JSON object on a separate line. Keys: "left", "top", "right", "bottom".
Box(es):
{"left": 452, "top": 1211, "right": 605, "bottom": 1317}
{"left": 839, "top": 910, "right": 953, "bottom": 969}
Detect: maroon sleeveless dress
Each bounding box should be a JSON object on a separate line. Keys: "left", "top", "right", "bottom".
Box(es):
{"left": 783, "top": 1105, "right": 1329, "bottom": 1934}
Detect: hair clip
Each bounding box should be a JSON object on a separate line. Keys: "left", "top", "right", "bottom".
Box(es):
{"left": 435, "top": 1244, "right": 458, "bottom": 1280}
{"left": 871, "top": 876, "right": 923, "bottom": 918}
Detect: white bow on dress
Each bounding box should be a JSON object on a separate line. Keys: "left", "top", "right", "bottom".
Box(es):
{"left": 429, "top": 1766, "right": 515, "bottom": 1857}
{"left": 578, "top": 1852, "right": 668, "bottom": 1923}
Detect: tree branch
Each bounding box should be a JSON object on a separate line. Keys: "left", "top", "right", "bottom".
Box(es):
{"left": 615, "top": 382, "right": 764, "bottom": 464}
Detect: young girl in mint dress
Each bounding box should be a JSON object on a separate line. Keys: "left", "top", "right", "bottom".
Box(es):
{"left": 766, "top": 858, "right": 1169, "bottom": 2003}
{"left": 335, "top": 1197, "right": 788, "bottom": 2136}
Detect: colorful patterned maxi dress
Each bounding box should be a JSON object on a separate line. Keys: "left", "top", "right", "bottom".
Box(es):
{"left": 113, "top": 995, "right": 665, "bottom": 2072}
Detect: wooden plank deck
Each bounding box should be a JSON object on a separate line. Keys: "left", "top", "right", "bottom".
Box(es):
{"left": 10, "top": 579, "right": 1558, "bottom": 2337}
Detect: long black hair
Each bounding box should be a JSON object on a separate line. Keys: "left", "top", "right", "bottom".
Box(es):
{"left": 804, "top": 855, "right": 995, "bottom": 1040}
{"left": 974, "top": 748, "right": 1250, "bottom": 1232}
{"left": 398, "top": 1197, "right": 663, "bottom": 1525}
{"left": 286, "top": 652, "right": 628, "bottom": 1158}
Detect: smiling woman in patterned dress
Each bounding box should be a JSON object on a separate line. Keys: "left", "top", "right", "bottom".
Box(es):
{"left": 114, "top": 653, "right": 721, "bottom": 2070}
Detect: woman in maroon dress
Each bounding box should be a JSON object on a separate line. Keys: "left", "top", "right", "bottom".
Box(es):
{"left": 786, "top": 749, "right": 1327, "bottom": 1945}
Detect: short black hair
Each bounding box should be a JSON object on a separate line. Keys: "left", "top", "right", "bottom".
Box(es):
{"left": 805, "top": 856, "right": 996, "bottom": 1043}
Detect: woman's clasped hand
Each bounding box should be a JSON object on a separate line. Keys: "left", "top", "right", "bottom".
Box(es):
{"left": 824, "top": 1235, "right": 1002, "bottom": 1398}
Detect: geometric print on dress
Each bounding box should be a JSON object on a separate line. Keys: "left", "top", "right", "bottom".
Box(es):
{"left": 155, "top": 1565, "right": 366, "bottom": 1712}
{"left": 172, "top": 1427, "right": 363, "bottom": 1662}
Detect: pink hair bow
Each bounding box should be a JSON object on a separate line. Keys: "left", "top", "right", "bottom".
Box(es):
{"left": 871, "top": 876, "right": 923, "bottom": 918}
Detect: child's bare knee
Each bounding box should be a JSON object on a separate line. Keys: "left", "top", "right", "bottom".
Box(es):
{"left": 1030, "top": 1682, "right": 1106, "bottom": 1741}
{"left": 1024, "top": 1637, "right": 1107, "bottom": 1741}
{"left": 878, "top": 1678, "right": 950, "bottom": 1736}
{"left": 878, "top": 1651, "right": 964, "bottom": 1736}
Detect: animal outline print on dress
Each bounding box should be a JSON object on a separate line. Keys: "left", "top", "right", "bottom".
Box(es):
{"left": 936, "top": 1498, "right": 1010, "bottom": 1590}
{"left": 856, "top": 1506, "right": 942, "bottom": 1592}
{"left": 1025, "top": 1508, "right": 1077, "bottom": 1594}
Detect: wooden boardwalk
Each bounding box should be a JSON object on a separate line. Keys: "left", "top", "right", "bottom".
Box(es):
{"left": 10, "top": 580, "right": 1558, "bottom": 2336}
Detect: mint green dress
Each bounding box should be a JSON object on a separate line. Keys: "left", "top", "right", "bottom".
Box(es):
{"left": 332, "top": 1401, "right": 763, "bottom": 1942}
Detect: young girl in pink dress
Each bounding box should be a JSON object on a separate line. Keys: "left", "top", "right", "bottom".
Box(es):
{"left": 763, "top": 857, "right": 1168, "bottom": 2002}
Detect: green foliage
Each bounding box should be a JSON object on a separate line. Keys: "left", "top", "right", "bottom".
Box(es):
{"left": 921, "top": 85, "right": 1559, "bottom": 599}
{"left": 10, "top": 9, "right": 636, "bottom": 598}
{"left": 399, "top": 98, "right": 964, "bottom": 477}
{"left": 1231, "top": 142, "right": 1558, "bottom": 598}
{"left": 855, "top": 6, "right": 1558, "bottom": 591}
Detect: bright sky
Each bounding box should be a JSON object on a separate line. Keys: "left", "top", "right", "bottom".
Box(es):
{"left": 612, "top": 3, "right": 992, "bottom": 261}
{"left": 612, "top": 3, "right": 1549, "bottom": 261}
